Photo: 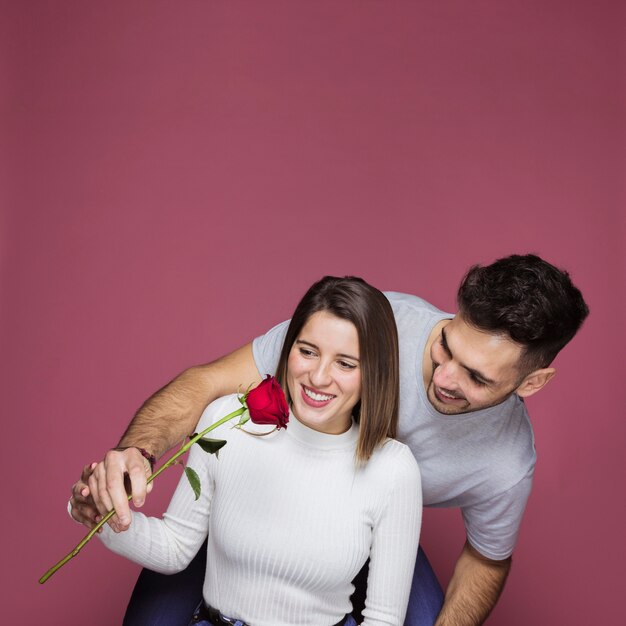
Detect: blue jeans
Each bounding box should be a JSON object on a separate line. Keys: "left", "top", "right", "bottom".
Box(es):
{"left": 404, "top": 547, "right": 444, "bottom": 625}
{"left": 123, "top": 542, "right": 443, "bottom": 626}
{"left": 349, "top": 548, "right": 444, "bottom": 625}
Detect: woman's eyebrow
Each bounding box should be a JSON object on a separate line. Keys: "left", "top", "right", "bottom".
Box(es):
{"left": 295, "top": 339, "right": 360, "bottom": 362}
{"left": 295, "top": 339, "right": 319, "bottom": 349}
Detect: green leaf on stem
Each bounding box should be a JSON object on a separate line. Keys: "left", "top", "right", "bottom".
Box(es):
{"left": 184, "top": 466, "right": 202, "bottom": 500}
{"left": 194, "top": 436, "right": 227, "bottom": 457}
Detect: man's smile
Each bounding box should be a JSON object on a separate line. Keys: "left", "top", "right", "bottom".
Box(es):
{"left": 433, "top": 384, "right": 466, "bottom": 404}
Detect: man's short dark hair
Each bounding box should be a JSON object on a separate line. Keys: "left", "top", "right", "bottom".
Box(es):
{"left": 457, "top": 254, "right": 589, "bottom": 373}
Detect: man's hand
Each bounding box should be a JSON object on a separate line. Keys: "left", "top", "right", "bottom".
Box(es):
{"left": 434, "top": 541, "right": 511, "bottom": 626}
{"left": 87, "top": 448, "right": 153, "bottom": 532}
{"left": 69, "top": 462, "right": 99, "bottom": 529}
{"left": 69, "top": 344, "right": 260, "bottom": 532}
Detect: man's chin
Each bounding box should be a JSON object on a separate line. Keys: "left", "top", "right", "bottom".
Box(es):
{"left": 428, "top": 385, "right": 468, "bottom": 415}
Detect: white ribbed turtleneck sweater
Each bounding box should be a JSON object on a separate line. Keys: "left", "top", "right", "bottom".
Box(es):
{"left": 100, "top": 394, "right": 421, "bottom": 626}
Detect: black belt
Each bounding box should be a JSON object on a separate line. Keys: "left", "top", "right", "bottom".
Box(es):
{"left": 191, "top": 603, "right": 249, "bottom": 625}
{"left": 191, "top": 603, "right": 351, "bottom": 626}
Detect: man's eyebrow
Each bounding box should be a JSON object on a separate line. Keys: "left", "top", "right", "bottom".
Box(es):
{"left": 440, "top": 328, "right": 453, "bottom": 357}
{"left": 441, "top": 327, "right": 496, "bottom": 385}
{"left": 295, "top": 339, "right": 360, "bottom": 362}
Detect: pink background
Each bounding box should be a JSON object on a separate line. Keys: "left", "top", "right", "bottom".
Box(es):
{"left": 2, "top": 1, "right": 624, "bottom": 624}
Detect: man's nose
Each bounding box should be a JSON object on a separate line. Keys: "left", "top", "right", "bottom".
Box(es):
{"left": 433, "top": 360, "right": 457, "bottom": 390}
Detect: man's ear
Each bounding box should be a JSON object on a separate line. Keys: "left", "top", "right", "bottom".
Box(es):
{"left": 515, "top": 368, "right": 556, "bottom": 398}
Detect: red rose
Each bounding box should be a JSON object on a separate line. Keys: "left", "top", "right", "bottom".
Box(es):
{"left": 246, "top": 375, "right": 289, "bottom": 429}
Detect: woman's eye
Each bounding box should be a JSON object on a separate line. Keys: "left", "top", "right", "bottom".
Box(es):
{"left": 299, "top": 348, "right": 316, "bottom": 357}
{"left": 338, "top": 361, "right": 357, "bottom": 370}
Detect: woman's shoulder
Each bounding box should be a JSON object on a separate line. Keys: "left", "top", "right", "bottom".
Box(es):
{"left": 361, "top": 440, "right": 421, "bottom": 511}
{"left": 368, "top": 439, "right": 421, "bottom": 480}
{"left": 375, "top": 437, "right": 415, "bottom": 456}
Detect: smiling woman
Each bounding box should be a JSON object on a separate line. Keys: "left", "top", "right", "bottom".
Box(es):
{"left": 98, "top": 275, "right": 422, "bottom": 626}
{"left": 277, "top": 276, "right": 399, "bottom": 461}
{"left": 276, "top": 276, "right": 402, "bottom": 461}
{"left": 287, "top": 311, "right": 362, "bottom": 435}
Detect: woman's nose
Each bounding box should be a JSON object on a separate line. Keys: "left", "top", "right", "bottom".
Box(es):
{"left": 310, "top": 361, "right": 332, "bottom": 387}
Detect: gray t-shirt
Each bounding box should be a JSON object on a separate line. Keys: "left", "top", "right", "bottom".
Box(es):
{"left": 252, "top": 292, "right": 536, "bottom": 560}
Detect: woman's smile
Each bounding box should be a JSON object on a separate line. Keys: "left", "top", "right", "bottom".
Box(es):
{"left": 301, "top": 384, "right": 336, "bottom": 406}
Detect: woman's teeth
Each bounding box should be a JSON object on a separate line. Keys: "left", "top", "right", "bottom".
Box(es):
{"left": 304, "top": 387, "right": 334, "bottom": 402}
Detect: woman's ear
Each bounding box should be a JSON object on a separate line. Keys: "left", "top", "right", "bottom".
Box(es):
{"left": 515, "top": 368, "right": 556, "bottom": 398}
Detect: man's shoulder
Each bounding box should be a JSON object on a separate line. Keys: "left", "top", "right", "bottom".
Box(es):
{"left": 383, "top": 291, "right": 447, "bottom": 316}
{"left": 383, "top": 292, "right": 451, "bottom": 343}
{"left": 478, "top": 397, "right": 536, "bottom": 487}
{"left": 384, "top": 291, "right": 452, "bottom": 323}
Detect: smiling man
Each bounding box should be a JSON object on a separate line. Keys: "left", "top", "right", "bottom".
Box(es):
{"left": 70, "top": 254, "right": 588, "bottom": 626}
{"left": 426, "top": 316, "right": 555, "bottom": 416}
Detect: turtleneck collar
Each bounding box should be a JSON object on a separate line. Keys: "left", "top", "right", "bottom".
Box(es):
{"left": 286, "top": 411, "right": 359, "bottom": 451}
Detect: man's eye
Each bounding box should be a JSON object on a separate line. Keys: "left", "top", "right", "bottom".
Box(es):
{"left": 470, "top": 374, "right": 487, "bottom": 387}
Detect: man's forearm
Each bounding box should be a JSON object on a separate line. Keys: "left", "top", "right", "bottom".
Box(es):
{"left": 118, "top": 344, "right": 261, "bottom": 458}
{"left": 118, "top": 365, "right": 215, "bottom": 457}
{"left": 435, "top": 541, "right": 511, "bottom": 626}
